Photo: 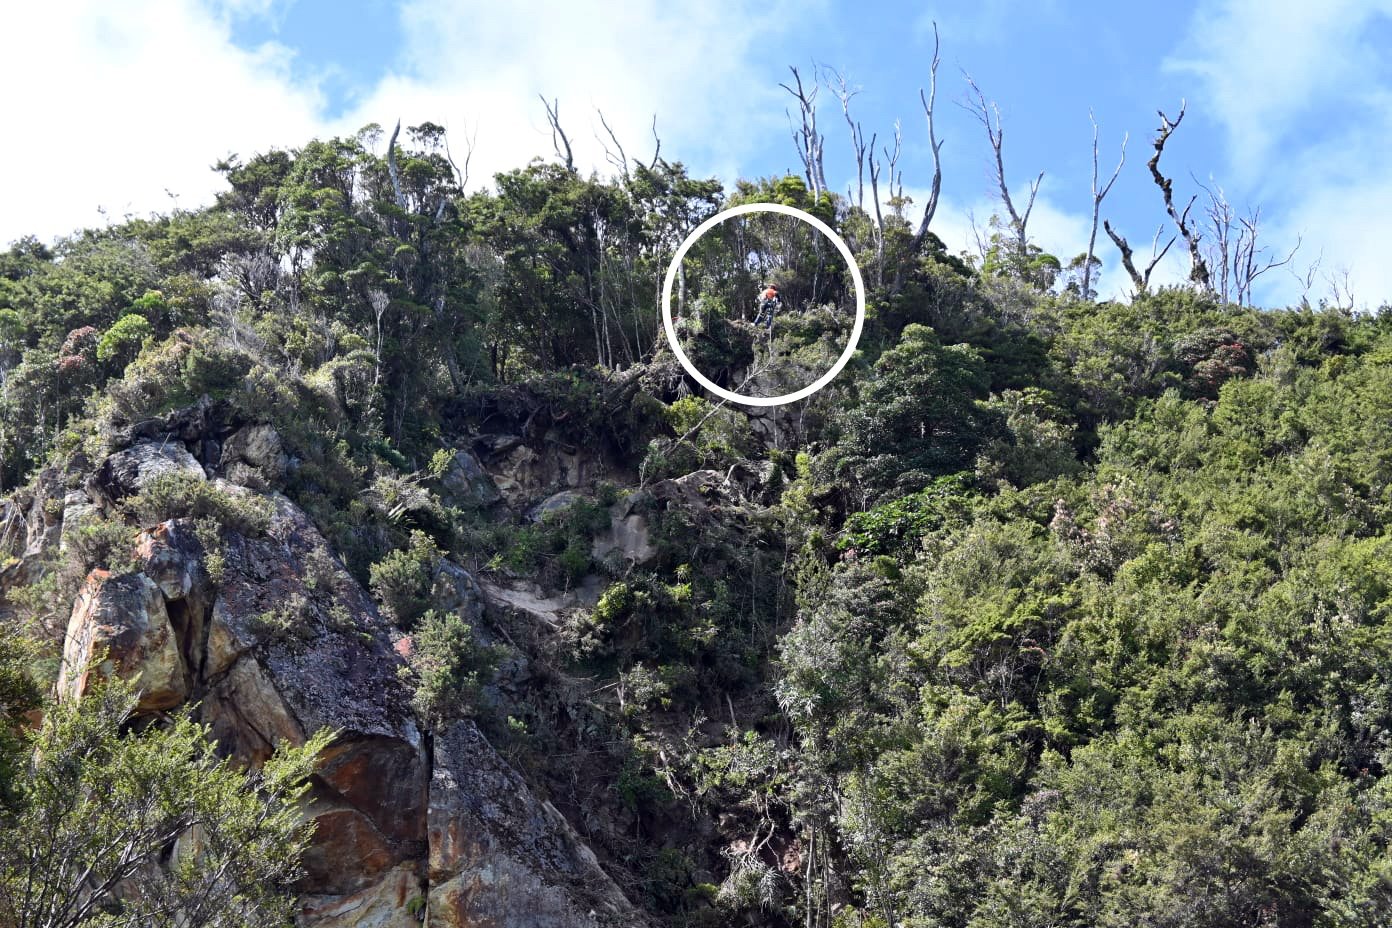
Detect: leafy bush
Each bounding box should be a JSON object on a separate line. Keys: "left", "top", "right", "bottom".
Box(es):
{"left": 837, "top": 473, "right": 976, "bottom": 558}
{"left": 96, "top": 313, "right": 154, "bottom": 366}
{"left": 368, "top": 530, "right": 441, "bottom": 627}
{"left": 124, "top": 473, "right": 272, "bottom": 535}
{"left": 406, "top": 609, "right": 496, "bottom": 725}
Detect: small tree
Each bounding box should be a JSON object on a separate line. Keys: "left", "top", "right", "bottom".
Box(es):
{"left": 826, "top": 323, "right": 1001, "bottom": 503}
{"left": 96, "top": 313, "right": 154, "bottom": 368}
{"left": 0, "top": 680, "right": 330, "bottom": 928}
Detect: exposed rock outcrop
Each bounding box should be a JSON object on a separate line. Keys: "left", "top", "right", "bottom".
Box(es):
{"left": 88, "top": 439, "right": 206, "bottom": 506}
{"left": 0, "top": 469, "right": 67, "bottom": 607}
{"left": 526, "top": 488, "right": 587, "bottom": 523}
{"left": 220, "top": 424, "right": 288, "bottom": 490}
{"left": 590, "top": 491, "right": 657, "bottom": 566}
{"left": 474, "top": 434, "right": 618, "bottom": 509}
{"left": 438, "top": 447, "right": 502, "bottom": 509}
{"left": 428, "top": 721, "right": 647, "bottom": 927}
{"left": 59, "top": 569, "right": 188, "bottom": 712}
{"left": 29, "top": 428, "right": 644, "bottom": 927}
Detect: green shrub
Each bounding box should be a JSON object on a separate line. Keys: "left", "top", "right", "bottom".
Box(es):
{"left": 125, "top": 473, "right": 272, "bottom": 535}
{"left": 837, "top": 473, "right": 976, "bottom": 558}
{"left": 101, "top": 332, "right": 251, "bottom": 428}
{"left": 593, "top": 582, "right": 634, "bottom": 625}
{"left": 96, "top": 313, "right": 154, "bottom": 365}
{"left": 67, "top": 518, "right": 139, "bottom": 574}
{"left": 368, "top": 530, "right": 441, "bottom": 627}
{"left": 407, "top": 609, "right": 497, "bottom": 725}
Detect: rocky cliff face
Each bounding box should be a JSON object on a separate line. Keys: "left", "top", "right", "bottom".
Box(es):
{"left": 2, "top": 421, "right": 649, "bottom": 928}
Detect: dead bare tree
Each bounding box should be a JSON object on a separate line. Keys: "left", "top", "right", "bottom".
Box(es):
{"left": 649, "top": 115, "right": 662, "bottom": 169}
{"left": 780, "top": 66, "right": 827, "bottom": 199}
{"left": 443, "top": 118, "right": 475, "bottom": 190}
{"left": 1084, "top": 112, "right": 1126, "bottom": 300}
{"left": 1209, "top": 183, "right": 1234, "bottom": 301}
{"left": 1148, "top": 102, "right": 1211, "bottom": 289}
{"left": 868, "top": 132, "right": 885, "bottom": 284}
{"left": 1103, "top": 220, "right": 1175, "bottom": 294}
{"left": 385, "top": 120, "right": 408, "bottom": 213}
{"left": 1293, "top": 249, "right": 1323, "bottom": 306}
{"left": 1235, "top": 207, "right": 1299, "bottom": 306}
{"left": 1198, "top": 180, "right": 1300, "bottom": 306}
{"left": 1326, "top": 265, "right": 1355, "bottom": 309}
{"left": 595, "top": 108, "right": 630, "bottom": 180}
{"left": 823, "top": 66, "right": 868, "bottom": 209}
{"left": 961, "top": 72, "right": 1042, "bottom": 261}
{"left": 540, "top": 96, "right": 574, "bottom": 171}
{"left": 911, "top": 21, "right": 945, "bottom": 253}
{"left": 885, "top": 121, "right": 904, "bottom": 208}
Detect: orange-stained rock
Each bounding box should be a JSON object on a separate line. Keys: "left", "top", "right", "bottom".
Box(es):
{"left": 58, "top": 570, "right": 188, "bottom": 712}
{"left": 299, "top": 802, "right": 401, "bottom": 895}
{"left": 315, "top": 735, "right": 429, "bottom": 851}
{"left": 22, "top": 422, "right": 651, "bottom": 928}
{"left": 135, "top": 519, "right": 207, "bottom": 604}
{"left": 297, "top": 864, "right": 421, "bottom": 928}
{"left": 135, "top": 519, "right": 211, "bottom": 677}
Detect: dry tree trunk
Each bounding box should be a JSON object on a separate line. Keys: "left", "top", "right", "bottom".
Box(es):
{"left": 1147, "top": 102, "right": 1211, "bottom": 289}
{"left": 781, "top": 66, "right": 827, "bottom": 199}
{"left": 911, "top": 21, "right": 944, "bottom": 253}
{"left": 962, "top": 72, "right": 1042, "bottom": 261}
{"left": 1084, "top": 111, "right": 1126, "bottom": 300}
{"left": 1104, "top": 220, "right": 1176, "bottom": 295}
{"left": 540, "top": 96, "right": 575, "bottom": 171}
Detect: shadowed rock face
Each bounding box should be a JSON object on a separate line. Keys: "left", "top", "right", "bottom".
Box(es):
{"left": 427, "top": 721, "right": 643, "bottom": 928}
{"left": 36, "top": 432, "right": 647, "bottom": 928}
{"left": 219, "top": 424, "right": 287, "bottom": 490}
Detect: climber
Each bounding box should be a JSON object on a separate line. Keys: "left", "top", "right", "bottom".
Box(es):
{"left": 753, "top": 283, "right": 781, "bottom": 331}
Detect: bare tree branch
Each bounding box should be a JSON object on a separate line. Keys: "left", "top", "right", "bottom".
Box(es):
{"left": 443, "top": 119, "right": 475, "bottom": 189}
{"left": 1197, "top": 177, "right": 1233, "bottom": 302}
{"left": 595, "top": 108, "right": 630, "bottom": 180}
{"left": 1236, "top": 206, "right": 1300, "bottom": 305}
{"left": 961, "top": 71, "right": 1041, "bottom": 259}
{"left": 1104, "top": 219, "right": 1174, "bottom": 294}
{"left": 1148, "top": 101, "right": 1211, "bottom": 289}
{"left": 779, "top": 66, "right": 827, "bottom": 198}
{"left": 1084, "top": 111, "right": 1127, "bottom": 300}
{"left": 886, "top": 120, "right": 904, "bottom": 207}
{"left": 823, "top": 65, "right": 867, "bottom": 208}
{"left": 386, "top": 119, "right": 407, "bottom": 212}
{"left": 868, "top": 131, "right": 885, "bottom": 285}
{"left": 912, "top": 21, "right": 945, "bottom": 252}
{"left": 1326, "top": 265, "right": 1355, "bottom": 309}
{"left": 1292, "top": 248, "right": 1323, "bottom": 305}
{"left": 649, "top": 114, "right": 662, "bottom": 169}
{"left": 540, "top": 95, "right": 574, "bottom": 171}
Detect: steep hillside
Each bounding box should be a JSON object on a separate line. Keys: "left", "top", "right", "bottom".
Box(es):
{"left": 4, "top": 126, "right": 1392, "bottom": 927}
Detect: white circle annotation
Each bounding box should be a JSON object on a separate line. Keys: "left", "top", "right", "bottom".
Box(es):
{"left": 660, "top": 202, "right": 866, "bottom": 407}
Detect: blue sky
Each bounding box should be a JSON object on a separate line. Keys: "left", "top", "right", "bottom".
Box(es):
{"left": 5, "top": 0, "right": 1392, "bottom": 306}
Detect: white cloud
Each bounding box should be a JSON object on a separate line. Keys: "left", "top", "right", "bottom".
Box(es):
{"left": 337, "top": 0, "right": 818, "bottom": 187}
{"left": 1166, "top": 0, "right": 1392, "bottom": 172}
{"left": 0, "top": 0, "right": 326, "bottom": 244}
{"left": 0, "top": 0, "right": 831, "bottom": 248}
{"left": 1168, "top": 0, "right": 1392, "bottom": 307}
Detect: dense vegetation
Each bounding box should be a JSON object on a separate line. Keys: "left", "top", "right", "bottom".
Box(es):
{"left": 3, "top": 117, "right": 1392, "bottom": 927}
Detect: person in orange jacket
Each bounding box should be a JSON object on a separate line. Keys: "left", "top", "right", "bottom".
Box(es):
{"left": 754, "top": 283, "right": 781, "bottom": 330}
